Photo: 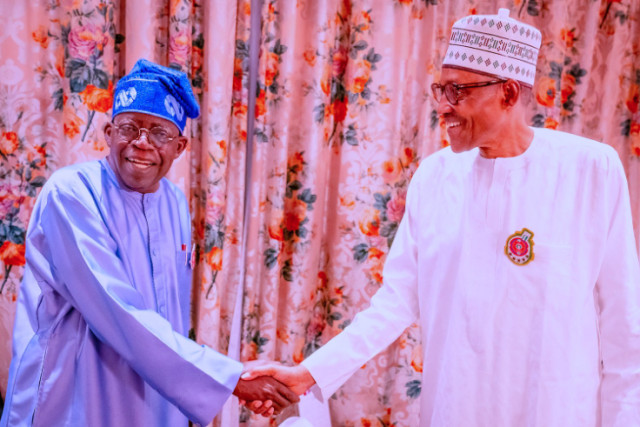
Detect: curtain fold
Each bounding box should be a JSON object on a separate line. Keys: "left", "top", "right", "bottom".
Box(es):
{"left": 192, "top": 0, "right": 250, "bottom": 369}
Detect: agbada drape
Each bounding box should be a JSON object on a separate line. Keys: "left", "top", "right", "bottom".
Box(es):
{"left": 0, "top": 2, "right": 251, "bottom": 420}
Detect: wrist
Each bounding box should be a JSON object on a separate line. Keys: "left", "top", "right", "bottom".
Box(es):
{"left": 232, "top": 379, "right": 242, "bottom": 397}
{"left": 295, "top": 364, "right": 316, "bottom": 390}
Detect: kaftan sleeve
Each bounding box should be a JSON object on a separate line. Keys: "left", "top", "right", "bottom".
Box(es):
{"left": 595, "top": 152, "right": 640, "bottom": 426}
{"left": 301, "top": 168, "right": 423, "bottom": 400}
{"left": 34, "top": 185, "right": 242, "bottom": 426}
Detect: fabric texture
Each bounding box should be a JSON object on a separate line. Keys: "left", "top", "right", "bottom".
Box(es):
{"left": 0, "top": 159, "right": 243, "bottom": 427}
{"left": 302, "top": 127, "right": 640, "bottom": 426}
{"left": 443, "top": 8, "right": 542, "bottom": 86}
{"left": 113, "top": 59, "right": 201, "bottom": 133}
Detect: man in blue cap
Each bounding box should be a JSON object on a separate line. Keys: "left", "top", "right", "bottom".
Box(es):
{"left": 0, "top": 59, "right": 298, "bottom": 426}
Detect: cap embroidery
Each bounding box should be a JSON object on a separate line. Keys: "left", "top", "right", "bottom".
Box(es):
{"left": 164, "top": 94, "right": 185, "bottom": 121}
{"left": 115, "top": 87, "right": 137, "bottom": 109}
{"left": 442, "top": 8, "right": 541, "bottom": 86}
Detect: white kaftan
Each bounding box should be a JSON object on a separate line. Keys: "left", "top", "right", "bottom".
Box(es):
{"left": 303, "top": 127, "right": 640, "bottom": 426}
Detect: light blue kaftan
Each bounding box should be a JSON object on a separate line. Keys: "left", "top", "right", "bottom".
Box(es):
{"left": 1, "top": 159, "right": 242, "bottom": 426}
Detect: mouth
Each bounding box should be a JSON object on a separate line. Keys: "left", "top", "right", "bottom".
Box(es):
{"left": 446, "top": 121, "right": 462, "bottom": 129}
{"left": 126, "top": 157, "right": 156, "bottom": 169}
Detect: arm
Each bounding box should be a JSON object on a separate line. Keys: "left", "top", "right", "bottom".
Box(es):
{"left": 596, "top": 153, "right": 640, "bottom": 425}
{"left": 34, "top": 185, "right": 242, "bottom": 425}
{"left": 245, "top": 202, "right": 421, "bottom": 399}
{"left": 298, "top": 175, "right": 423, "bottom": 399}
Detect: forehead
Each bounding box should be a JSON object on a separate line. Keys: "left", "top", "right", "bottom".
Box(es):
{"left": 440, "top": 67, "right": 489, "bottom": 84}
{"left": 113, "top": 112, "right": 179, "bottom": 132}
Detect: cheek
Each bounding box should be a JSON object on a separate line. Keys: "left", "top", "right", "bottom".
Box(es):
{"left": 165, "top": 146, "right": 183, "bottom": 161}
{"left": 110, "top": 143, "right": 125, "bottom": 158}
{"left": 158, "top": 152, "right": 176, "bottom": 171}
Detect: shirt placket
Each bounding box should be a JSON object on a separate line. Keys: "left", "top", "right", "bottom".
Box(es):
{"left": 486, "top": 160, "right": 508, "bottom": 230}
{"left": 143, "top": 194, "right": 168, "bottom": 317}
{"left": 486, "top": 159, "right": 511, "bottom": 283}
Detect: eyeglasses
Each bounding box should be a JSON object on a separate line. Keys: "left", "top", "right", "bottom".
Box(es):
{"left": 112, "top": 122, "right": 178, "bottom": 147}
{"left": 431, "top": 79, "right": 506, "bottom": 105}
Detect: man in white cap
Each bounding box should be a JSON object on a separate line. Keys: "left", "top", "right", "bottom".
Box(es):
{"left": 243, "top": 9, "right": 640, "bottom": 426}
{"left": 1, "top": 59, "right": 298, "bottom": 426}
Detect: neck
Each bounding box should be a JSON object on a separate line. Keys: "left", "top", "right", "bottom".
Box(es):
{"left": 478, "top": 118, "right": 533, "bottom": 159}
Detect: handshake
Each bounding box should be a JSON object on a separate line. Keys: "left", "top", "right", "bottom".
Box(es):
{"left": 232, "top": 362, "right": 316, "bottom": 417}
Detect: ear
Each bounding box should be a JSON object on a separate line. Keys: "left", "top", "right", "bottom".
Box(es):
{"left": 174, "top": 136, "right": 188, "bottom": 158}
{"left": 502, "top": 80, "right": 521, "bottom": 107}
{"left": 104, "top": 122, "right": 114, "bottom": 148}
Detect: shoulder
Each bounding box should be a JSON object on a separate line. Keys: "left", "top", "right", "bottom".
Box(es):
{"left": 532, "top": 127, "right": 620, "bottom": 172}
{"left": 157, "top": 178, "right": 190, "bottom": 222}
{"left": 46, "top": 160, "right": 101, "bottom": 184}
{"left": 158, "top": 177, "right": 188, "bottom": 206}
{"left": 41, "top": 160, "right": 103, "bottom": 199}
{"left": 403, "top": 146, "right": 477, "bottom": 207}
{"left": 412, "top": 146, "right": 477, "bottom": 183}
{"left": 29, "top": 161, "right": 106, "bottom": 228}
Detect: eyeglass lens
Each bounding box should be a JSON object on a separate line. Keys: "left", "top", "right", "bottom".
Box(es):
{"left": 431, "top": 83, "right": 458, "bottom": 104}
{"left": 117, "top": 124, "right": 172, "bottom": 146}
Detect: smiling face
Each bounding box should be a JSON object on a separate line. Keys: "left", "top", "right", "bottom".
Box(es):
{"left": 436, "top": 68, "right": 506, "bottom": 154}
{"left": 104, "top": 112, "right": 187, "bottom": 193}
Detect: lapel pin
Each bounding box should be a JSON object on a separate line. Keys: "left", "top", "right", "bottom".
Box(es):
{"left": 505, "top": 228, "right": 535, "bottom": 265}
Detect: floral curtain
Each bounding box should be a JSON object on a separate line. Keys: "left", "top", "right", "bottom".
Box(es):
{"left": 0, "top": 0, "right": 250, "bottom": 413}
{"left": 0, "top": 0, "right": 121, "bottom": 391}
{"left": 1, "top": 0, "right": 639, "bottom": 425}
{"left": 240, "top": 0, "right": 640, "bottom": 425}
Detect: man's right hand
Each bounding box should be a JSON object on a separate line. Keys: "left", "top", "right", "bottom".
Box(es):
{"left": 241, "top": 363, "right": 316, "bottom": 396}
{"left": 232, "top": 375, "right": 299, "bottom": 416}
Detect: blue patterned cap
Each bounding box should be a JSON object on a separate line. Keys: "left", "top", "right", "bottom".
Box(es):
{"left": 112, "top": 59, "right": 200, "bottom": 133}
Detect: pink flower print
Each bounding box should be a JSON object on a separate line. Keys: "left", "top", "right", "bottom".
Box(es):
{"left": 381, "top": 159, "right": 402, "bottom": 184}
{"left": 307, "top": 311, "right": 327, "bottom": 340}
{"left": 68, "top": 23, "right": 107, "bottom": 61}
{"left": 205, "top": 198, "right": 225, "bottom": 225}
{"left": 169, "top": 30, "right": 190, "bottom": 65}
{"left": 0, "top": 184, "right": 19, "bottom": 219}
{"left": 332, "top": 46, "right": 348, "bottom": 76}
{"left": 387, "top": 192, "right": 406, "bottom": 223}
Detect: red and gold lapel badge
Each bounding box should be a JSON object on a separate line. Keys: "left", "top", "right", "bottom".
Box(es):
{"left": 505, "top": 228, "right": 535, "bottom": 265}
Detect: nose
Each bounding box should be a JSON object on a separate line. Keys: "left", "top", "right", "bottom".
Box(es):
{"left": 131, "top": 130, "right": 154, "bottom": 149}
{"left": 436, "top": 95, "right": 454, "bottom": 116}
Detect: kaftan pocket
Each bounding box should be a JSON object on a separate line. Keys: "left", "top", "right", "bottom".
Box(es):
{"left": 175, "top": 249, "right": 193, "bottom": 314}
{"left": 505, "top": 243, "right": 573, "bottom": 311}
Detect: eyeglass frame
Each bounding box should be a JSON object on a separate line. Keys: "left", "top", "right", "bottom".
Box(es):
{"left": 111, "top": 121, "right": 181, "bottom": 148}
{"left": 431, "top": 79, "right": 507, "bottom": 105}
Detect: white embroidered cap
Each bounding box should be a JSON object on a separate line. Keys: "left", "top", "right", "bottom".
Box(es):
{"left": 442, "top": 8, "right": 542, "bottom": 87}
